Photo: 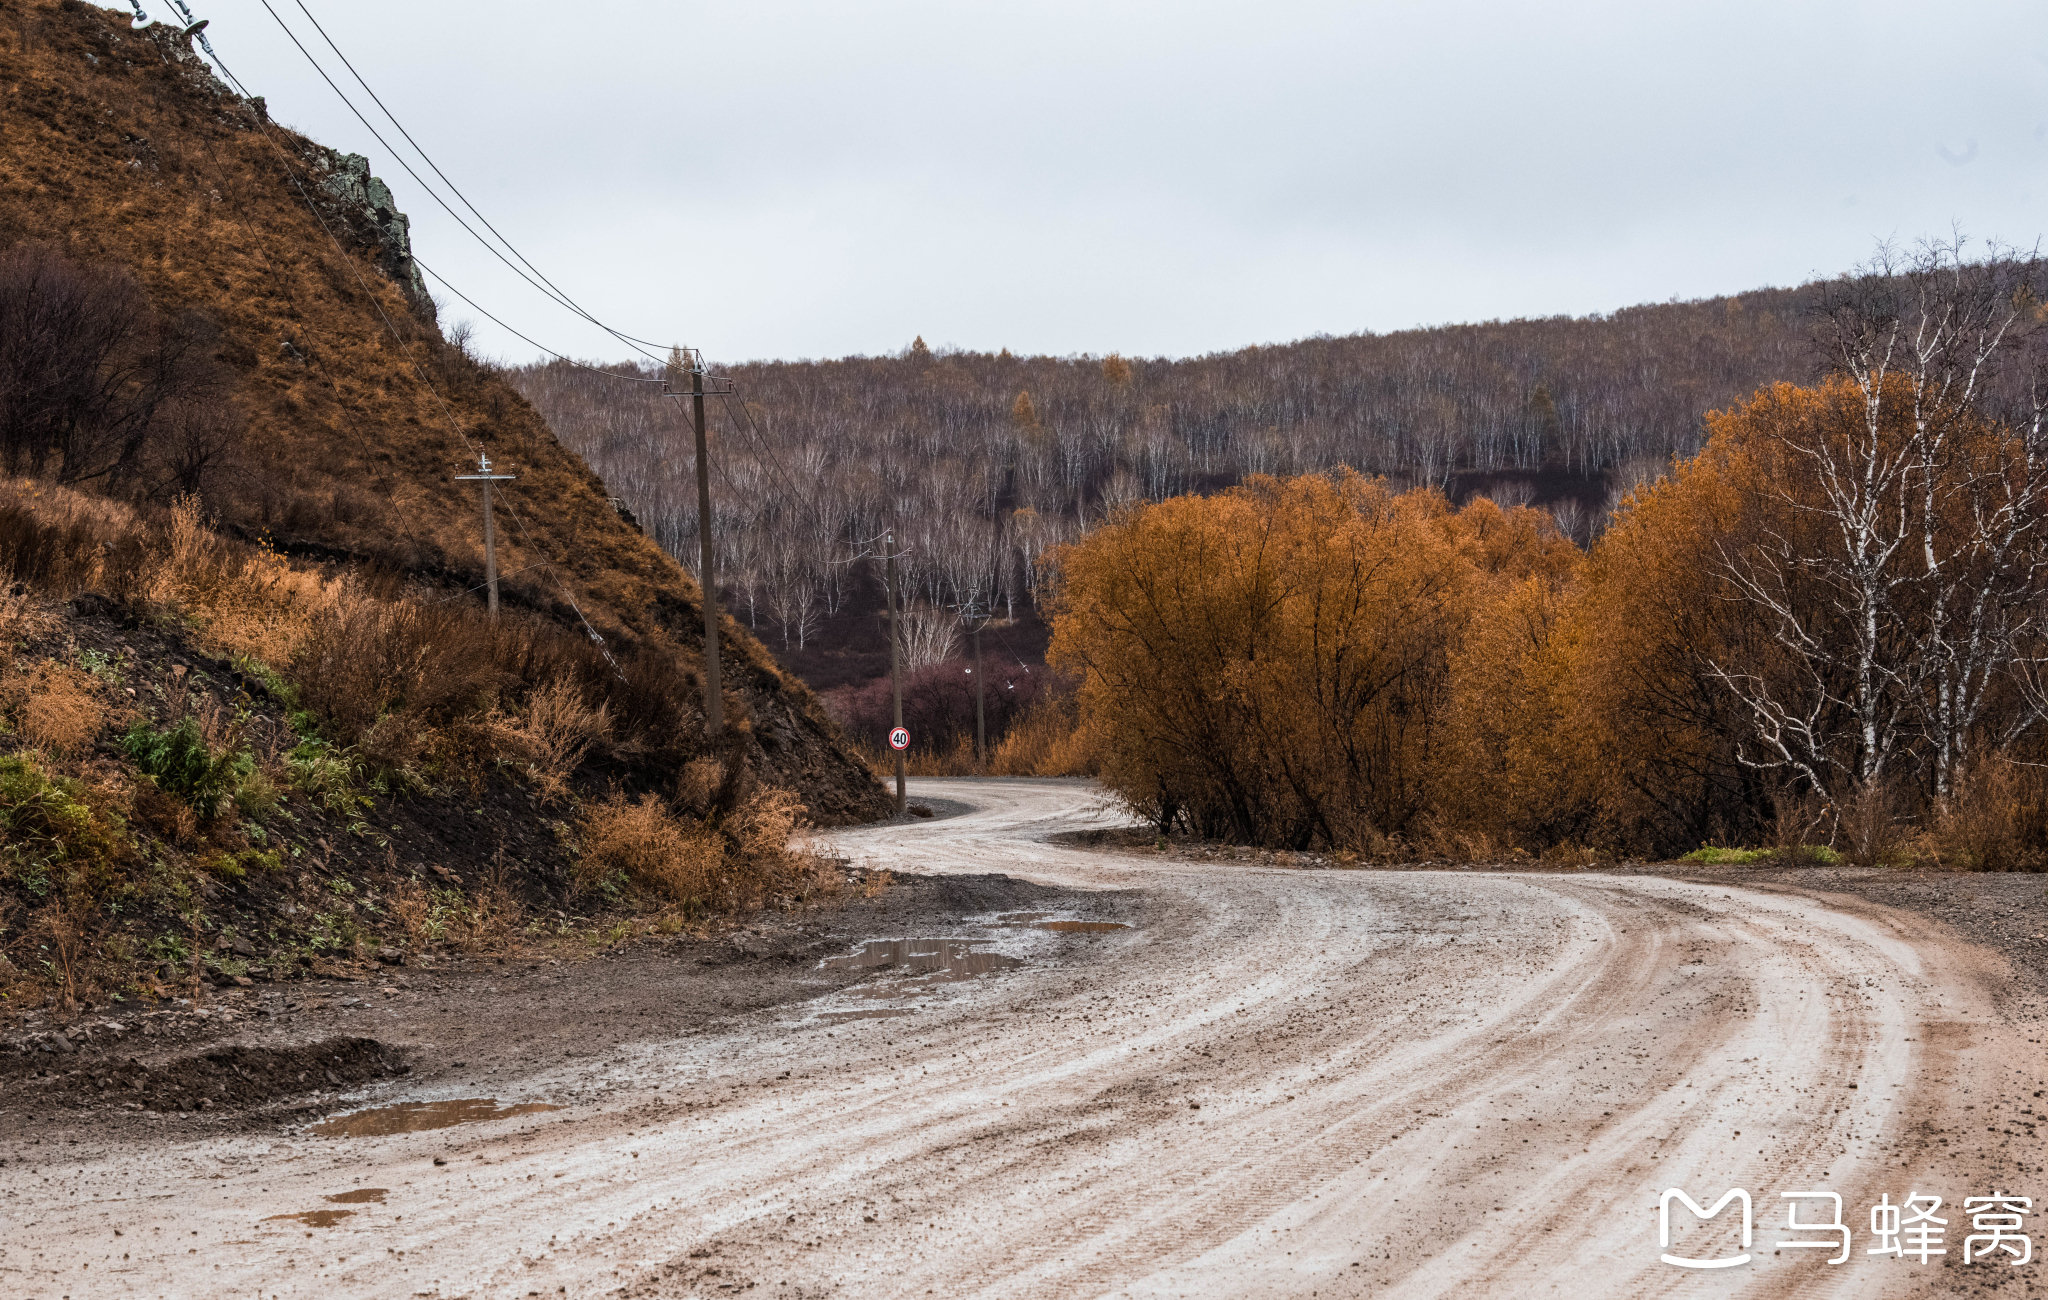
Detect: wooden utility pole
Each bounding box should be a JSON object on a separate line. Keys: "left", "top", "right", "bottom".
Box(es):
{"left": 666, "top": 345, "right": 722, "bottom": 737}
{"left": 969, "top": 605, "right": 986, "bottom": 772}
{"left": 455, "top": 452, "right": 516, "bottom": 617}
{"left": 885, "top": 529, "right": 906, "bottom": 814}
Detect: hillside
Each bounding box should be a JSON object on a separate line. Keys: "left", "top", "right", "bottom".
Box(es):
{"left": 511, "top": 232, "right": 1818, "bottom": 759}
{"left": 0, "top": 0, "right": 886, "bottom": 824}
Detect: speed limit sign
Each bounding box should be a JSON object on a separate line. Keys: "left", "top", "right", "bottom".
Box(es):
{"left": 888, "top": 727, "right": 910, "bottom": 751}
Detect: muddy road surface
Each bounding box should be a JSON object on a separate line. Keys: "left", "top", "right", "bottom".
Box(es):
{"left": 6, "top": 778, "right": 2045, "bottom": 1298}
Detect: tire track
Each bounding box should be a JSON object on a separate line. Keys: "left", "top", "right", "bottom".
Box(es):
{"left": 3, "top": 779, "right": 2039, "bottom": 1298}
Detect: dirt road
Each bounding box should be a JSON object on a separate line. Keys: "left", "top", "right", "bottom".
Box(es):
{"left": 6, "top": 778, "right": 2045, "bottom": 1298}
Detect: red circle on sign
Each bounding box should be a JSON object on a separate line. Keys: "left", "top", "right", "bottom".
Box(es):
{"left": 888, "top": 727, "right": 910, "bottom": 751}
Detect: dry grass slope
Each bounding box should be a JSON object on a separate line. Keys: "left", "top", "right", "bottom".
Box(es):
{"left": 0, "top": 0, "right": 885, "bottom": 823}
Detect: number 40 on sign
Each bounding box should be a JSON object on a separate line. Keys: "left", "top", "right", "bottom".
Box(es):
{"left": 888, "top": 727, "right": 910, "bottom": 751}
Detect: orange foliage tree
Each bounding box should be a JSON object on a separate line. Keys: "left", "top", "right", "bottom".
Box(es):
{"left": 1047, "top": 473, "right": 1580, "bottom": 848}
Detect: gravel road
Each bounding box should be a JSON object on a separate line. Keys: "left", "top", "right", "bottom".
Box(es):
{"left": 5, "top": 778, "right": 2044, "bottom": 1298}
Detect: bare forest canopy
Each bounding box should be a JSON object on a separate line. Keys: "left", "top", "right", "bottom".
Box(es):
{"left": 507, "top": 284, "right": 1822, "bottom": 708}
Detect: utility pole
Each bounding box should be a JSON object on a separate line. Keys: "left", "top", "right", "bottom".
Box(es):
{"left": 967, "top": 601, "right": 987, "bottom": 772}
{"left": 665, "top": 345, "right": 723, "bottom": 738}
{"left": 455, "top": 451, "right": 516, "bottom": 617}
{"left": 885, "top": 529, "right": 906, "bottom": 814}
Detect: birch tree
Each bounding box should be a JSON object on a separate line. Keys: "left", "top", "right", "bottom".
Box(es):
{"left": 1706, "top": 239, "right": 2048, "bottom": 801}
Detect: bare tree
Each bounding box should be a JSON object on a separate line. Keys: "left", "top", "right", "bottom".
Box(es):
{"left": 1707, "top": 237, "right": 2048, "bottom": 800}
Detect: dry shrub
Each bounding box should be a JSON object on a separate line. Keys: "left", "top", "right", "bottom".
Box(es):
{"left": 0, "top": 583, "right": 59, "bottom": 645}
{"left": 27, "top": 896, "right": 93, "bottom": 1011}
{"left": 19, "top": 662, "right": 103, "bottom": 756}
{"left": 454, "top": 877, "right": 525, "bottom": 952}
{"left": 577, "top": 793, "right": 723, "bottom": 906}
{"left": 1932, "top": 762, "right": 2048, "bottom": 872}
{"left": 577, "top": 783, "right": 826, "bottom": 913}
{"left": 383, "top": 871, "right": 524, "bottom": 954}
{"left": 990, "top": 695, "right": 1095, "bottom": 777}
{"left": 676, "top": 756, "right": 723, "bottom": 811}
{"left": 496, "top": 680, "right": 611, "bottom": 801}
{"left": 1408, "top": 819, "right": 1505, "bottom": 864}
{"left": 1767, "top": 786, "right": 1834, "bottom": 864}
{"left": 130, "top": 779, "right": 200, "bottom": 845}
{"left": 383, "top": 877, "right": 439, "bottom": 952}
{"left": 1840, "top": 778, "right": 1908, "bottom": 867}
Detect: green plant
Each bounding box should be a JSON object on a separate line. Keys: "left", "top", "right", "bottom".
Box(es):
{"left": 233, "top": 766, "right": 281, "bottom": 821}
{"left": 284, "top": 734, "right": 369, "bottom": 815}
{"left": 1678, "top": 845, "right": 1772, "bottom": 864}
{"left": 199, "top": 848, "right": 284, "bottom": 880}
{"left": 123, "top": 718, "right": 249, "bottom": 817}
{"left": 77, "top": 648, "right": 123, "bottom": 686}
{"left": 307, "top": 909, "right": 362, "bottom": 953}
{"left": 0, "top": 755, "right": 115, "bottom": 885}
{"left": 233, "top": 654, "right": 300, "bottom": 710}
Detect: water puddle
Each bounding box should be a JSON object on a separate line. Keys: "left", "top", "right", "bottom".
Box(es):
{"left": 324, "top": 1188, "right": 388, "bottom": 1205}
{"left": 265, "top": 1209, "right": 356, "bottom": 1227}
{"left": 993, "top": 912, "right": 1131, "bottom": 934}
{"left": 822, "top": 939, "right": 1022, "bottom": 982}
{"left": 310, "top": 1098, "right": 563, "bottom": 1138}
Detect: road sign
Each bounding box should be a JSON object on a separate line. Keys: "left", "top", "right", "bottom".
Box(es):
{"left": 888, "top": 727, "right": 910, "bottom": 751}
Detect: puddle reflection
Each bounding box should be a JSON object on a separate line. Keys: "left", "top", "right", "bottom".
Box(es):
{"left": 822, "top": 939, "right": 1022, "bottom": 982}
{"left": 994, "top": 912, "right": 1132, "bottom": 934}
{"left": 311, "top": 1098, "right": 563, "bottom": 1138}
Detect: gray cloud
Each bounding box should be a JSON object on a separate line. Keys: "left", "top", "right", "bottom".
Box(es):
{"left": 196, "top": 0, "right": 2048, "bottom": 362}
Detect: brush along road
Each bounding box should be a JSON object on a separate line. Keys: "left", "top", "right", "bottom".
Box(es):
{"left": 5, "top": 779, "right": 2044, "bottom": 1298}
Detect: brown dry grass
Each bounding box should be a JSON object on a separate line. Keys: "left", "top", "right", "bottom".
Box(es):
{"left": 576, "top": 793, "right": 724, "bottom": 907}
{"left": 0, "top": 4, "right": 839, "bottom": 743}
{"left": 1931, "top": 762, "right": 2048, "bottom": 872}
{"left": 576, "top": 782, "right": 832, "bottom": 915}
{"left": 17, "top": 661, "right": 103, "bottom": 756}
{"left": 493, "top": 681, "right": 612, "bottom": 803}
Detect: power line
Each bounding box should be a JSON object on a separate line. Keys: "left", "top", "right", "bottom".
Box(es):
{"left": 204, "top": 47, "right": 479, "bottom": 460}
{"left": 204, "top": 39, "right": 634, "bottom": 670}
{"left": 252, "top": 0, "right": 666, "bottom": 368}
{"left": 413, "top": 255, "right": 661, "bottom": 384}
{"left": 285, "top": 0, "right": 677, "bottom": 359}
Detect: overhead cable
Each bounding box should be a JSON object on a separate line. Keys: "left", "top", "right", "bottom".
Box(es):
{"left": 287, "top": 0, "right": 675, "bottom": 356}
{"left": 254, "top": 0, "right": 666, "bottom": 370}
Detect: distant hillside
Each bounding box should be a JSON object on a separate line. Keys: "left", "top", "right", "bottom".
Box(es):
{"left": 0, "top": 0, "right": 886, "bottom": 823}
{"left": 510, "top": 242, "right": 1820, "bottom": 752}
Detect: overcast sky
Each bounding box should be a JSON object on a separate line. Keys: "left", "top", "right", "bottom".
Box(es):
{"left": 186, "top": 0, "right": 2047, "bottom": 365}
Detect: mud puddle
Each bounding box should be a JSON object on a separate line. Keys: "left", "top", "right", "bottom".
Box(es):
{"left": 310, "top": 1098, "right": 563, "bottom": 1138}
{"left": 821, "top": 939, "right": 1023, "bottom": 981}
{"left": 995, "top": 912, "right": 1132, "bottom": 933}
{"left": 325, "top": 1188, "right": 389, "bottom": 1204}
{"left": 265, "top": 1209, "right": 357, "bottom": 1227}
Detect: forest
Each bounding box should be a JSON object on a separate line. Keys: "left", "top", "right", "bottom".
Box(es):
{"left": 1050, "top": 245, "right": 2048, "bottom": 862}
{"left": 519, "top": 243, "right": 2048, "bottom": 864}
{"left": 507, "top": 278, "right": 1816, "bottom": 750}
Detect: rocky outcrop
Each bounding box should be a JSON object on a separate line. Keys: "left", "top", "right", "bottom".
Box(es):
{"left": 316, "top": 151, "right": 429, "bottom": 307}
